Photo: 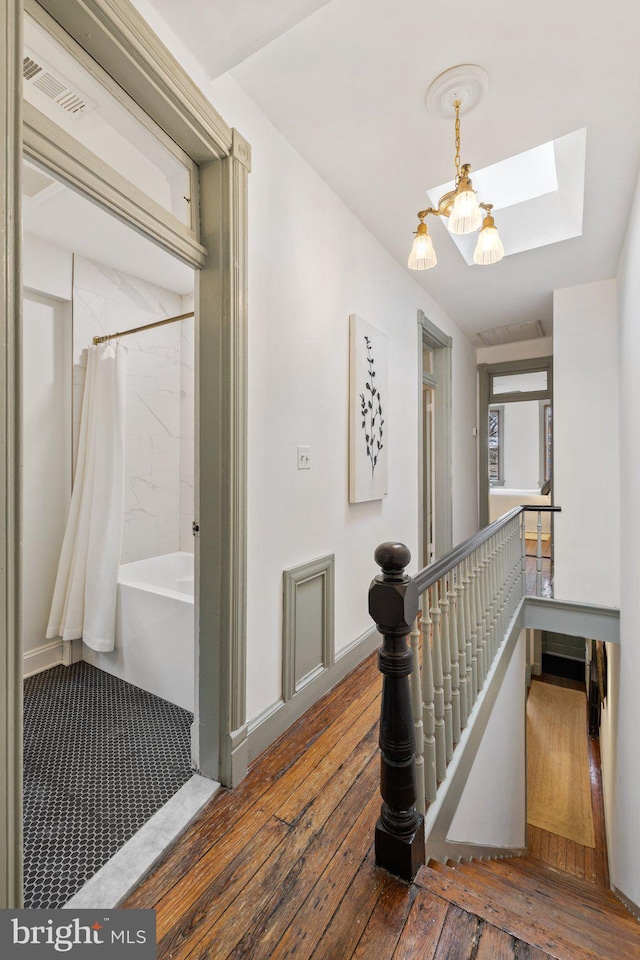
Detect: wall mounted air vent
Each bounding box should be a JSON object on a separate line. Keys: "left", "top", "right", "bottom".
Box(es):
{"left": 23, "top": 49, "right": 96, "bottom": 119}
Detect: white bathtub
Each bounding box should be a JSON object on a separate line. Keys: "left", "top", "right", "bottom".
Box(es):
{"left": 83, "top": 552, "right": 194, "bottom": 712}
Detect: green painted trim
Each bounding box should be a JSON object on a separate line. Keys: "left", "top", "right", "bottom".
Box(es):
{"left": 478, "top": 357, "right": 553, "bottom": 528}
{"left": 522, "top": 596, "right": 620, "bottom": 643}
{"left": 0, "top": 0, "right": 23, "bottom": 910}
{"left": 283, "top": 554, "right": 335, "bottom": 703}
{"left": 23, "top": 103, "right": 207, "bottom": 269}
{"left": 36, "top": 0, "right": 233, "bottom": 163}
{"left": 197, "top": 151, "right": 249, "bottom": 788}
{"left": 248, "top": 626, "right": 379, "bottom": 763}
{"left": 418, "top": 311, "right": 453, "bottom": 559}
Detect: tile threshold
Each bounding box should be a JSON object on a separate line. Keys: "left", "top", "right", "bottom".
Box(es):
{"left": 63, "top": 775, "right": 219, "bottom": 909}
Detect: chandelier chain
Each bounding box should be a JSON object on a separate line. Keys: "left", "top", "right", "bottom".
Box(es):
{"left": 454, "top": 99, "right": 461, "bottom": 181}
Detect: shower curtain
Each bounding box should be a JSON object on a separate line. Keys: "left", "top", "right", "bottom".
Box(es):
{"left": 47, "top": 342, "right": 127, "bottom": 652}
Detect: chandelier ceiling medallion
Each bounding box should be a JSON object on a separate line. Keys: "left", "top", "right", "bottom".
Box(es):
{"left": 409, "top": 65, "right": 504, "bottom": 271}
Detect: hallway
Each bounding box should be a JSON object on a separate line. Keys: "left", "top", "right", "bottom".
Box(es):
{"left": 125, "top": 652, "right": 636, "bottom": 959}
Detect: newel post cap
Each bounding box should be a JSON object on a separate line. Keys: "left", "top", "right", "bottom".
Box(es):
{"left": 369, "top": 542, "right": 418, "bottom": 636}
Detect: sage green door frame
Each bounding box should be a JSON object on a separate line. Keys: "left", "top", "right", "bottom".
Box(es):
{"left": 1, "top": 0, "right": 250, "bottom": 908}
{"left": 478, "top": 356, "right": 553, "bottom": 528}
{"left": 418, "top": 311, "right": 453, "bottom": 562}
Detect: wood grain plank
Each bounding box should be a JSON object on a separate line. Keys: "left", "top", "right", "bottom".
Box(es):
{"left": 170, "top": 756, "right": 380, "bottom": 960}
{"left": 391, "top": 889, "right": 449, "bottom": 960}
{"left": 152, "top": 706, "right": 380, "bottom": 938}
{"left": 433, "top": 905, "right": 481, "bottom": 960}
{"left": 475, "top": 923, "right": 516, "bottom": 960}
{"left": 126, "top": 655, "right": 381, "bottom": 910}
{"left": 225, "top": 788, "right": 381, "bottom": 960}
{"left": 351, "top": 881, "right": 417, "bottom": 959}
{"left": 307, "top": 850, "right": 388, "bottom": 960}
{"left": 417, "top": 863, "right": 639, "bottom": 960}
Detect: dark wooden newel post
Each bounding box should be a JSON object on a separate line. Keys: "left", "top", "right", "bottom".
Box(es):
{"left": 369, "top": 542, "right": 425, "bottom": 882}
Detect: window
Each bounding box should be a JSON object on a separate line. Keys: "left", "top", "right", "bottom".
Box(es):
{"left": 488, "top": 406, "right": 504, "bottom": 486}
{"left": 541, "top": 402, "right": 552, "bottom": 485}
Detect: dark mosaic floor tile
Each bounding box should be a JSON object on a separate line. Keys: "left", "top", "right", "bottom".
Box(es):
{"left": 23, "top": 661, "right": 192, "bottom": 909}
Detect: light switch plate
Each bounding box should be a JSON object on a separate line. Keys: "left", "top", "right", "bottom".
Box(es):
{"left": 297, "top": 445, "right": 311, "bottom": 469}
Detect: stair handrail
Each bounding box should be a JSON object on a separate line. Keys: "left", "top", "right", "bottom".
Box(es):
{"left": 369, "top": 503, "right": 561, "bottom": 882}
{"left": 414, "top": 504, "right": 561, "bottom": 594}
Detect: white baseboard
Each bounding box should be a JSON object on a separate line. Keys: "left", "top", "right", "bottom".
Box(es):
{"left": 23, "top": 639, "right": 64, "bottom": 678}
{"left": 247, "top": 626, "right": 379, "bottom": 763}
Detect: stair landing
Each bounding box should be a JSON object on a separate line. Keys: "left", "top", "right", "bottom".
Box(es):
{"left": 417, "top": 855, "right": 639, "bottom": 960}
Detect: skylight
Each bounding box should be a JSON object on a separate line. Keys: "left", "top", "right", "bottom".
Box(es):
{"left": 425, "top": 129, "right": 586, "bottom": 264}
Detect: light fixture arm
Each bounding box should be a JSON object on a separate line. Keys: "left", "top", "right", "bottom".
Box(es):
{"left": 408, "top": 77, "right": 505, "bottom": 270}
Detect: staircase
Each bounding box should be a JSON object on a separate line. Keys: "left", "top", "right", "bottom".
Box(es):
{"left": 416, "top": 854, "right": 639, "bottom": 960}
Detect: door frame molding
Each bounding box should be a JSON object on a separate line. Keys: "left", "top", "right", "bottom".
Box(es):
{"left": 478, "top": 356, "right": 553, "bottom": 528}
{"left": 1, "top": 0, "right": 250, "bottom": 907}
{"left": 418, "top": 310, "right": 453, "bottom": 563}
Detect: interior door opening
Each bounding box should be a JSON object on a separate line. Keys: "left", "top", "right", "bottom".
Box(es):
{"left": 21, "top": 161, "right": 205, "bottom": 909}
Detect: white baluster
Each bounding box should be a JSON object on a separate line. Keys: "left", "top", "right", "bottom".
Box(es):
{"left": 409, "top": 615, "right": 425, "bottom": 815}
{"left": 448, "top": 571, "right": 461, "bottom": 744}
{"left": 421, "top": 598, "right": 437, "bottom": 803}
{"left": 439, "top": 574, "right": 453, "bottom": 762}
{"left": 462, "top": 557, "right": 474, "bottom": 716}
{"left": 521, "top": 511, "right": 527, "bottom": 597}
{"left": 468, "top": 553, "right": 479, "bottom": 702}
{"left": 536, "top": 510, "right": 543, "bottom": 597}
{"left": 456, "top": 563, "right": 469, "bottom": 729}
{"left": 430, "top": 582, "right": 446, "bottom": 782}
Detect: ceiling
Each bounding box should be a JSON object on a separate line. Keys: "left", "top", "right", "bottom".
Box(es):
{"left": 23, "top": 163, "right": 194, "bottom": 295}
{"left": 137, "top": 0, "right": 334, "bottom": 79}
{"left": 143, "top": 0, "right": 640, "bottom": 340}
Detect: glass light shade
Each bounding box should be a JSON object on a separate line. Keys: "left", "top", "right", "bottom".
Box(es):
{"left": 408, "top": 226, "right": 437, "bottom": 270}
{"left": 473, "top": 217, "right": 505, "bottom": 265}
{"left": 448, "top": 186, "right": 483, "bottom": 235}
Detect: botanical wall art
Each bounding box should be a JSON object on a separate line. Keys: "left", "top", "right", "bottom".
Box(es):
{"left": 349, "top": 313, "right": 389, "bottom": 502}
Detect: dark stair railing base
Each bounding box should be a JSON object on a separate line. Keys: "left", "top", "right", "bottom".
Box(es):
{"left": 369, "top": 542, "right": 425, "bottom": 883}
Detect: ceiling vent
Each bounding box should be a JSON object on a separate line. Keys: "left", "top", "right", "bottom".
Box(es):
{"left": 23, "top": 50, "right": 96, "bottom": 119}
{"left": 475, "top": 320, "right": 551, "bottom": 347}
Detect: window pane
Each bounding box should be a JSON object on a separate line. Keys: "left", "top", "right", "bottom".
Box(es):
{"left": 544, "top": 404, "right": 553, "bottom": 482}
{"left": 24, "top": 14, "right": 192, "bottom": 226}
{"left": 422, "top": 344, "right": 435, "bottom": 376}
{"left": 488, "top": 408, "right": 501, "bottom": 483}
{"left": 492, "top": 370, "right": 547, "bottom": 395}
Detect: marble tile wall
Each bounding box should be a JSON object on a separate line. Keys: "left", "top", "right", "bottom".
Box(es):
{"left": 73, "top": 256, "right": 194, "bottom": 563}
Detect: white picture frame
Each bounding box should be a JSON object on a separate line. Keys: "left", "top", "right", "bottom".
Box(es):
{"left": 349, "top": 314, "right": 388, "bottom": 503}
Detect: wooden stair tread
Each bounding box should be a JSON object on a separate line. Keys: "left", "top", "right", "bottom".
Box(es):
{"left": 444, "top": 855, "right": 631, "bottom": 920}
{"left": 417, "top": 857, "right": 639, "bottom": 960}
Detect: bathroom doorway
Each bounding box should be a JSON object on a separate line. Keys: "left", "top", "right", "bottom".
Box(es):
{"left": 21, "top": 166, "right": 206, "bottom": 907}
{"left": 0, "top": 0, "right": 251, "bottom": 910}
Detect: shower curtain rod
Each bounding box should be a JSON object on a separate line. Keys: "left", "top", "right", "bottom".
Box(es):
{"left": 92, "top": 310, "right": 194, "bottom": 345}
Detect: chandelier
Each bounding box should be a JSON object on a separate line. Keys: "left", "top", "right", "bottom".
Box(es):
{"left": 408, "top": 95, "right": 504, "bottom": 271}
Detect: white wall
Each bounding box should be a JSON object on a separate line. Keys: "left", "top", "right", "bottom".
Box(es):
{"left": 72, "top": 256, "right": 194, "bottom": 563}
{"left": 477, "top": 336, "right": 553, "bottom": 366}
{"left": 206, "top": 75, "right": 478, "bottom": 722}
{"left": 612, "top": 167, "right": 640, "bottom": 909}
{"left": 23, "top": 233, "right": 72, "bottom": 301}
{"left": 501, "top": 401, "right": 540, "bottom": 489}
{"left": 447, "top": 633, "right": 526, "bottom": 847}
{"left": 22, "top": 294, "right": 71, "bottom": 664}
{"left": 553, "top": 279, "right": 619, "bottom": 607}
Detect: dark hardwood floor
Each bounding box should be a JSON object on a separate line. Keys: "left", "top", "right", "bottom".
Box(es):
{"left": 125, "top": 651, "right": 636, "bottom": 959}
